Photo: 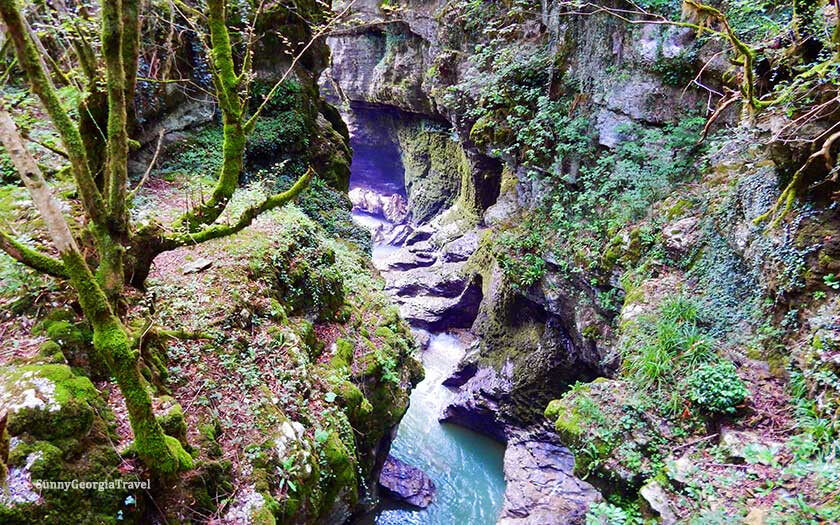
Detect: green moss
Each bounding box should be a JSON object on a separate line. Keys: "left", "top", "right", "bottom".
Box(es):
{"left": 1, "top": 434, "right": 142, "bottom": 524}
{"left": 199, "top": 422, "right": 224, "bottom": 459}
{"left": 317, "top": 429, "right": 358, "bottom": 516}
{"left": 397, "top": 121, "right": 468, "bottom": 224}
{"left": 252, "top": 505, "right": 277, "bottom": 525}
{"left": 269, "top": 223, "right": 346, "bottom": 321}
{"left": 664, "top": 198, "right": 692, "bottom": 220}
{"left": 184, "top": 459, "right": 233, "bottom": 516}
{"left": 295, "top": 319, "right": 324, "bottom": 360}
{"left": 546, "top": 398, "right": 585, "bottom": 443}
{"left": 32, "top": 310, "right": 106, "bottom": 377}
{"left": 156, "top": 396, "right": 189, "bottom": 448}
{"left": 246, "top": 111, "right": 310, "bottom": 165}
{"left": 2, "top": 364, "right": 99, "bottom": 439}
{"left": 0, "top": 418, "right": 8, "bottom": 479}
{"left": 331, "top": 338, "right": 355, "bottom": 369}
{"left": 37, "top": 341, "right": 66, "bottom": 364}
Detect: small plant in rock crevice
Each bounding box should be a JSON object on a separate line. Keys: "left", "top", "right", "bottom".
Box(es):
{"left": 495, "top": 225, "right": 548, "bottom": 290}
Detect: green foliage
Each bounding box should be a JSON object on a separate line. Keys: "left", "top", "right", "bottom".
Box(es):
{"left": 547, "top": 116, "right": 706, "bottom": 278}
{"left": 585, "top": 501, "right": 637, "bottom": 525}
{"left": 459, "top": 48, "right": 592, "bottom": 169}
{"left": 724, "top": 0, "right": 790, "bottom": 41}
{"left": 633, "top": 0, "right": 682, "bottom": 17}
{"left": 158, "top": 126, "right": 223, "bottom": 179}
{"left": 742, "top": 443, "right": 781, "bottom": 467}
{"left": 624, "top": 295, "right": 716, "bottom": 392}
{"left": 823, "top": 273, "right": 840, "bottom": 290}
{"left": 248, "top": 79, "right": 302, "bottom": 116}
{"left": 659, "top": 294, "right": 699, "bottom": 323}
{"left": 0, "top": 150, "right": 16, "bottom": 183}
{"left": 789, "top": 367, "right": 839, "bottom": 454}
{"left": 270, "top": 226, "right": 345, "bottom": 322}
{"left": 496, "top": 225, "right": 547, "bottom": 289}
{"left": 451, "top": 0, "right": 540, "bottom": 36}
{"left": 246, "top": 111, "right": 310, "bottom": 165}
{"left": 288, "top": 175, "right": 371, "bottom": 250}
{"left": 686, "top": 361, "right": 749, "bottom": 415}
{"left": 651, "top": 48, "right": 699, "bottom": 87}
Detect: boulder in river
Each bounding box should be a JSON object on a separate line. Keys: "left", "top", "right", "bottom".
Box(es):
{"left": 439, "top": 363, "right": 512, "bottom": 443}
{"left": 349, "top": 187, "right": 408, "bottom": 223}
{"left": 499, "top": 429, "right": 602, "bottom": 524}
{"left": 378, "top": 455, "right": 436, "bottom": 509}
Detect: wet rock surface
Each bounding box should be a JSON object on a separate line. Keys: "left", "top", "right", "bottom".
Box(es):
{"left": 374, "top": 224, "right": 484, "bottom": 331}
{"left": 499, "top": 429, "right": 602, "bottom": 525}
{"left": 396, "top": 284, "right": 483, "bottom": 331}
{"left": 441, "top": 231, "right": 480, "bottom": 263}
{"left": 378, "top": 455, "right": 436, "bottom": 508}
{"left": 381, "top": 250, "right": 437, "bottom": 271}
{"left": 349, "top": 187, "right": 408, "bottom": 224}
{"left": 440, "top": 363, "right": 512, "bottom": 443}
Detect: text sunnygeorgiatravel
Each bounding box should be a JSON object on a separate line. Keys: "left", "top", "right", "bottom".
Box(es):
{"left": 33, "top": 479, "right": 150, "bottom": 491}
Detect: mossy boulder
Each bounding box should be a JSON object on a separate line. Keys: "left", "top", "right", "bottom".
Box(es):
{"left": 545, "top": 378, "right": 670, "bottom": 494}
{"left": 32, "top": 310, "right": 107, "bottom": 378}
{"left": 2, "top": 437, "right": 144, "bottom": 524}
{"left": 269, "top": 222, "right": 346, "bottom": 322}
{"left": 155, "top": 396, "right": 189, "bottom": 448}
{"left": 1, "top": 364, "right": 99, "bottom": 440}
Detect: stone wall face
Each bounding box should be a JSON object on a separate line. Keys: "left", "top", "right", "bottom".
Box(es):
{"left": 321, "top": 1, "right": 840, "bottom": 523}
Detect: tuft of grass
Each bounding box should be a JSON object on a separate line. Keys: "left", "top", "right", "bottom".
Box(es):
{"left": 623, "top": 294, "right": 718, "bottom": 397}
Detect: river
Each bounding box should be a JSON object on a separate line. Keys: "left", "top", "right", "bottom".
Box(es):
{"left": 348, "top": 114, "right": 506, "bottom": 523}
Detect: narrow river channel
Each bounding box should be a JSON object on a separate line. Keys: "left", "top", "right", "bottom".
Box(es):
{"left": 346, "top": 106, "right": 506, "bottom": 523}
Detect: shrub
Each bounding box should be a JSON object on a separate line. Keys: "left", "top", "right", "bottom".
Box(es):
{"left": 246, "top": 111, "right": 310, "bottom": 165}
{"left": 496, "top": 226, "right": 547, "bottom": 289}
{"left": 585, "top": 502, "right": 633, "bottom": 525}
{"left": 158, "top": 126, "right": 223, "bottom": 178}
{"left": 686, "top": 360, "right": 749, "bottom": 415}
{"left": 248, "top": 79, "right": 302, "bottom": 116}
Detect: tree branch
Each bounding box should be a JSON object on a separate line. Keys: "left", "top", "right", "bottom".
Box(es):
{"left": 101, "top": 0, "right": 130, "bottom": 230}
{"left": 122, "top": 0, "right": 141, "bottom": 121}
{"left": 128, "top": 128, "right": 165, "bottom": 203}
{"left": 166, "top": 168, "right": 312, "bottom": 247}
{"left": 0, "top": 230, "right": 68, "bottom": 279}
{"left": 0, "top": 108, "right": 79, "bottom": 276}
{"left": 0, "top": 0, "right": 107, "bottom": 227}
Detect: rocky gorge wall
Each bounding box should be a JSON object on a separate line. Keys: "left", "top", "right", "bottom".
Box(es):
{"left": 323, "top": 0, "right": 840, "bottom": 522}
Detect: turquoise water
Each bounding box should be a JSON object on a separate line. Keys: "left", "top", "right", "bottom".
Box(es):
{"left": 364, "top": 332, "right": 507, "bottom": 524}
{"left": 348, "top": 124, "right": 507, "bottom": 522}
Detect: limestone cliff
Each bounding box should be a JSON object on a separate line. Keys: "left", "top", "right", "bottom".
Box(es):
{"left": 323, "top": 0, "right": 840, "bottom": 522}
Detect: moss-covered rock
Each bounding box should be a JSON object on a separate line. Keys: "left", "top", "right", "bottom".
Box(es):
{"left": 31, "top": 310, "right": 107, "bottom": 378}
{"left": 397, "top": 120, "right": 468, "bottom": 224}
{"left": 268, "top": 220, "right": 346, "bottom": 322}
{"left": 1, "top": 364, "right": 100, "bottom": 440}
{"left": 1, "top": 422, "right": 145, "bottom": 524}
{"left": 545, "top": 378, "right": 671, "bottom": 495}
{"left": 156, "top": 396, "right": 189, "bottom": 449}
